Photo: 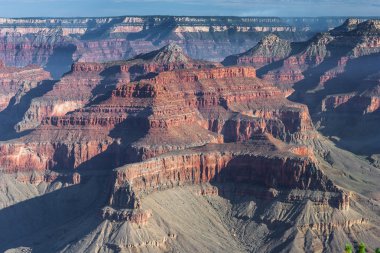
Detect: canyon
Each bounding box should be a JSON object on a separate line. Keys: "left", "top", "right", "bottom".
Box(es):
{"left": 0, "top": 16, "right": 354, "bottom": 79}
{"left": 0, "top": 17, "right": 379, "bottom": 253}
{"left": 225, "top": 18, "right": 380, "bottom": 156}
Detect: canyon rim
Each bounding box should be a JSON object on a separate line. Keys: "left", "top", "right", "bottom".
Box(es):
{"left": 0, "top": 2, "right": 379, "bottom": 253}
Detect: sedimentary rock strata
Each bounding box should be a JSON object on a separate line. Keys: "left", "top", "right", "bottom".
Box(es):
{"left": 222, "top": 34, "right": 293, "bottom": 69}
{"left": 0, "top": 23, "right": 379, "bottom": 253}
{"left": 0, "top": 62, "right": 51, "bottom": 111}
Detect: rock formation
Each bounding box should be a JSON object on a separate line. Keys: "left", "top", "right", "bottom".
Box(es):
{"left": 0, "top": 16, "right": 350, "bottom": 79}
{"left": 225, "top": 19, "right": 380, "bottom": 155}
{"left": 0, "top": 61, "right": 315, "bottom": 174}
{"left": 16, "top": 43, "right": 219, "bottom": 132}
{"left": 222, "top": 34, "right": 293, "bottom": 69}
{"left": 0, "top": 21, "right": 379, "bottom": 253}
{"left": 0, "top": 62, "right": 51, "bottom": 112}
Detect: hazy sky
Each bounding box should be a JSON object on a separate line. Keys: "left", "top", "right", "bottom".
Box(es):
{"left": 0, "top": 0, "right": 378, "bottom": 17}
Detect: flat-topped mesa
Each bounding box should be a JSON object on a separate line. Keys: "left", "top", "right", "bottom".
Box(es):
{"left": 223, "top": 34, "right": 292, "bottom": 69}
{"left": 148, "top": 66, "right": 256, "bottom": 85}
{"left": 71, "top": 62, "right": 106, "bottom": 73}
{"left": 41, "top": 65, "right": 309, "bottom": 139}
{"left": 111, "top": 67, "right": 257, "bottom": 99}
{"left": 109, "top": 143, "right": 349, "bottom": 215}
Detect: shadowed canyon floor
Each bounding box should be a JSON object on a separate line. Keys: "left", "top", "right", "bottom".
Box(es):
{"left": 0, "top": 17, "right": 379, "bottom": 253}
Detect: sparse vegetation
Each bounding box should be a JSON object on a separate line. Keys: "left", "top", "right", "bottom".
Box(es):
{"left": 345, "top": 244, "right": 353, "bottom": 253}
{"left": 358, "top": 242, "right": 366, "bottom": 253}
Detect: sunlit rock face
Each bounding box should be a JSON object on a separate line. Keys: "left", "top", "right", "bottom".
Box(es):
{"left": 225, "top": 19, "right": 380, "bottom": 155}
{"left": 0, "top": 16, "right": 348, "bottom": 76}
{"left": 0, "top": 19, "right": 379, "bottom": 253}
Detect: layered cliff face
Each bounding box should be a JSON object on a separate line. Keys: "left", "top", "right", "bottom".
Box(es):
{"left": 15, "top": 62, "right": 127, "bottom": 132}
{"left": 229, "top": 19, "right": 380, "bottom": 88}
{"left": 0, "top": 61, "right": 315, "bottom": 174}
{"left": 222, "top": 34, "right": 293, "bottom": 69}
{"left": 226, "top": 19, "right": 380, "bottom": 155}
{"left": 0, "top": 31, "right": 379, "bottom": 253}
{"left": 0, "top": 16, "right": 350, "bottom": 79}
{"left": 88, "top": 139, "right": 378, "bottom": 253}
{"left": 16, "top": 43, "right": 220, "bottom": 132}
{"left": 74, "top": 16, "right": 347, "bottom": 63}
{"left": 0, "top": 63, "right": 50, "bottom": 111}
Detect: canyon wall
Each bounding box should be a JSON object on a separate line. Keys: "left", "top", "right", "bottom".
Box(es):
{"left": 0, "top": 16, "right": 352, "bottom": 77}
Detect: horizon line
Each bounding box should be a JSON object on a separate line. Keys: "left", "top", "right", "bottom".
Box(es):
{"left": 1, "top": 15, "right": 380, "bottom": 19}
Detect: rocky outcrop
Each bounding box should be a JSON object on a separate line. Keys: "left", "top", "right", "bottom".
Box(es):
{"left": 223, "top": 19, "right": 380, "bottom": 155}
{"left": 0, "top": 60, "right": 314, "bottom": 173}
{"left": 16, "top": 61, "right": 129, "bottom": 131}
{"left": 236, "top": 19, "right": 380, "bottom": 88}
{"left": 0, "top": 63, "right": 51, "bottom": 111}
{"left": 16, "top": 44, "right": 221, "bottom": 132}
{"left": 112, "top": 43, "right": 221, "bottom": 81}
{"left": 1, "top": 18, "right": 380, "bottom": 253}
{"left": 0, "top": 16, "right": 349, "bottom": 74}
{"left": 108, "top": 142, "right": 349, "bottom": 225}
{"left": 222, "top": 34, "right": 292, "bottom": 69}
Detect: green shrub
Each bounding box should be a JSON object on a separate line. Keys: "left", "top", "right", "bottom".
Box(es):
{"left": 357, "top": 242, "right": 366, "bottom": 253}
{"left": 345, "top": 244, "right": 353, "bottom": 253}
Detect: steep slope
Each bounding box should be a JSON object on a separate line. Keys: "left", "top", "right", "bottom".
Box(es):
{"left": 227, "top": 19, "right": 380, "bottom": 156}
{"left": 222, "top": 34, "right": 293, "bottom": 69}
{"left": 0, "top": 16, "right": 351, "bottom": 79}
{"left": 0, "top": 61, "right": 51, "bottom": 111}
{"left": 16, "top": 44, "right": 220, "bottom": 132}
{"left": 0, "top": 41, "right": 379, "bottom": 253}
{"left": 0, "top": 64, "right": 313, "bottom": 173}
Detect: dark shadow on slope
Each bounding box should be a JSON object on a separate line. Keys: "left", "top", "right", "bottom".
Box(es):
{"left": 81, "top": 17, "right": 125, "bottom": 40}
{"left": 0, "top": 113, "right": 151, "bottom": 251}
{"left": 256, "top": 41, "right": 307, "bottom": 77}
{"left": 288, "top": 44, "right": 359, "bottom": 113}
{"left": 44, "top": 44, "right": 77, "bottom": 79}
{"left": 0, "top": 79, "right": 58, "bottom": 141}
{"left": 84, "top": 65, "right": 123, "bottom": 107}
{"left": 318, "top": 110, "right": 380, "bottom": 155}
{"left": 0, "top": 174, "right": 110, "bottom": 252}
{"left": 51, "top": 113, "right": 151, "bottom": 173}
{"left": 206, "top": 164, "right": 327, "bottom": 252}
{"left": 133, "top": 72, "right": 158, "bottom": 81}
{"left": 288, "top": 52, "right": 380, "bottom": 155}
{"left": 311, "top": 53, "right": 380, "bottom": 106}
{"left": 126, "top": 16, "right": 177, "bottom": 44}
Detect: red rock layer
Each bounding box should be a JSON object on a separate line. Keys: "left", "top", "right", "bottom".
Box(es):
{"left": 109, "top": 143, "right": 349, "bottom": 214}
{"left": 0, "top": 65, "right": 314, "bottom": 174}
{"left": 16, "top": 62, "right": 130, "bottom": 131}
{"left": 257, "top": 19, "right": 380, "bottom": 88}
{"left": 17, "top": 44, "right": 220, "bottom": 132}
